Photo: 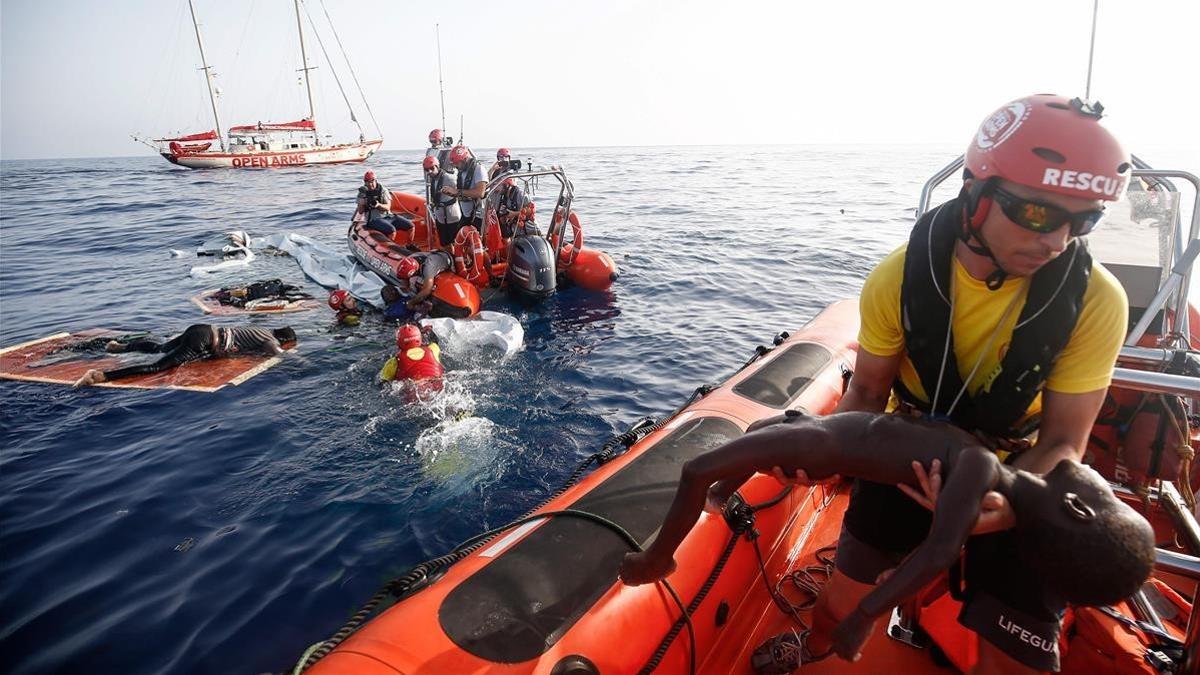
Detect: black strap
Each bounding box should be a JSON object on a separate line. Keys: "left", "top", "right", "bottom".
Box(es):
{"left": 898, "top": 197, "right": 1092, "bottom": 437}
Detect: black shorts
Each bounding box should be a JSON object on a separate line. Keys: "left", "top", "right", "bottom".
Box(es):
{"left": 437, "top": 216, "right": 479, "bottom": 247}
{"left": 435, "top": 219, "right": 459, "bottom": 247}
{"left": 838, "top": 479, "right": 1064, "bottom": 671}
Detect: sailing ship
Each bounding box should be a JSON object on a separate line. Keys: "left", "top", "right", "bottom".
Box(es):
{"left": 136, "top": 0, "right": 381, "bottom": 169}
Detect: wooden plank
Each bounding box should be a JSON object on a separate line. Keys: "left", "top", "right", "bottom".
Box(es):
{"left": 0, "top": 332, "right": 71, "bottom": 356}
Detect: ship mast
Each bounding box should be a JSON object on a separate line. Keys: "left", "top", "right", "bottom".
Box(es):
{"left": 294, "top": 0, "right": 320, "bottom": 146}
{"left": 188, "top": 0, "right": 226, "bottom": 151}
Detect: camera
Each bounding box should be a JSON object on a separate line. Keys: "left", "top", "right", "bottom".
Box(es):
{"left": 498, "top": 158, "right": 522, "bottom": 172}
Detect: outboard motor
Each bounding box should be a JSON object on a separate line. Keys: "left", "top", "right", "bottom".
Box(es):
{"left": 504, "top": 232, "right": 556, "bottom": 302}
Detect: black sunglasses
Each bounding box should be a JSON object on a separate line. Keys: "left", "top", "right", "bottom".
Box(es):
{"left": 991, "top": 187, "right": 1105, "bottom": 237}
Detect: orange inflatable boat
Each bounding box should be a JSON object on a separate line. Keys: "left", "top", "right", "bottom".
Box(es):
{"left": 347, "top": 220, "right": 482, "bottom": 318}
{"left": 298, "top": 301, "right": 874, "bottom": 674}
{"left": 355, "top": 166, "right": 617, "bottom": 306}
{"left": 303, "top": 160, "right": 1200, "bottom": 674}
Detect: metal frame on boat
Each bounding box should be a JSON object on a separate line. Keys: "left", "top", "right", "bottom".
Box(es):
{"left": 479, "top": 165, "right": 581, "bottom": 267}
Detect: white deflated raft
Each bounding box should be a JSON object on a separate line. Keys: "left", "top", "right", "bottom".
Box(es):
{"left": 420, "top": 311, "right": 524, "bottom": 358}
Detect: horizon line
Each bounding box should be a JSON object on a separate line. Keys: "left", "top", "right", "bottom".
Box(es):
{"left": 0, "top": 140, "right": 972, "bottom": 163}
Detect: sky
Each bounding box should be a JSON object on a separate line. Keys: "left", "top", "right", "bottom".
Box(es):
{"left": 1, "top": 0, "right": 1198, "bottom": 163}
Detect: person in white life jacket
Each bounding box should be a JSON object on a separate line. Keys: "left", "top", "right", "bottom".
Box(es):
{"left": 379, "top": 324, "right": 444, "bottom": 384}
{"left": 425, "top": 128, "right": 453, "bottom": 166}
{"left": 441, "top": 145, "right": 488, "bottom": 245}
{"left": 424, "top": 155, "right": 462, "bottom": 250}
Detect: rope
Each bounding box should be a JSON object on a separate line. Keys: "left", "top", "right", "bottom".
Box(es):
{"left": 296, "top": 509, "right": 694, "bottom": 672}
{"left": 1161, "top": 394, "right": 1197, "bottom": 510}
{"left": 292, "top": 402, "right": 705, "bottom": 672}
{"left": 638, "top": 486, "right": 797, "bottom": 674}
{"left": 295, "top": 378, "right": 783, "bottom": 673}
{"left": 318, "top": 0, "right": 381, "bottom": 137}
{"left": 299, "top": 0, "right": 364, "bottom": 137}
{"left": 639, "top": 532, "right": 738, "bottom": 675}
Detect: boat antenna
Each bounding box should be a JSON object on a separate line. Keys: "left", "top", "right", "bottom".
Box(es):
{"left": 294, "top": 0, "right": 320, "bottom": 146}
{"left": 299, "top": 0, "right": 364, "bottom": 139}
{"left": 187, "top": 0, "right": 226, "bottom": 151}
{"left": 1084, "top": 0, "right": 1099, "bottom": 100}
{"left": 436, "top": 24, "right": 447, "bottom": 134}
{"left": 459, "top": 114, "right": 464, "bottom": 145}
{"left": 317, "top": 0, "right": 381, "bottom": 139}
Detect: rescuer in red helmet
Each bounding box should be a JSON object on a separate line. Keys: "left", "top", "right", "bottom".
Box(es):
{"left": 327, "top": 289, "right": 364, "bottom": 327}
{"left": 356, "top": 169, "right": 391, "bottom": 223}
{"left": 396, "top": 251, "right": 452, "bottom": 313}
{"left": 488, "top": 147, "right": 515, "bottom": 180}
{"left": 378, "top": 324, "right": 444, "bottom": 389}
{"left": 424, "top": 155, "right": 462, "bottom": 250}
{"left": 797, "top": 95, "right": 1133, "bottom": 675}
{"left": 437, "top": 145, "right": 488, "bottom": 247}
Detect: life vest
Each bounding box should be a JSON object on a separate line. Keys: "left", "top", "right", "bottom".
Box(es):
{"left": 452, "top": 226, "right": 489, "bottom": 286}
{"left": 336, "top": 309, "right": 363, "bottom": 326}
{"left": 429, "top": 171, "right": 457, "bottom": 208}
{"left": 898, "top": 197, "right": 1092, "bottom": 437}
{"left": 361, "top": 182, "right": 385, "bottom": 203}
{"left": 394, "top": 344, "right": 444, "bottom": 381}
{"left": 456, "top": 158, "right": 482, "bottom": 218}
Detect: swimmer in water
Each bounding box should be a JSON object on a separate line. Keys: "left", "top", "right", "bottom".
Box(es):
{"left": 73, "top": 324, "right": 296, "bottom": 387}
{"left": 618, "top": 411, "right": 1155, "bottom": 663}
{"left": 328, "top": 289, "right": 363, "bottom": 327}
{"left": 379, "top": 324, "right": 444, "bottom": 386}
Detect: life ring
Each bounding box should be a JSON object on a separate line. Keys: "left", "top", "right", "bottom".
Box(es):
{"left": 550, "top": 209, "right": 584, "bottom": 266}
{"left": 452, "top": 225, "right": 489, "bottom": 286}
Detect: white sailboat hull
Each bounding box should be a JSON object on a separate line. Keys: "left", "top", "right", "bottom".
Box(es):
{"left": 164, "top": 139, "right": 382, "bottom": 169}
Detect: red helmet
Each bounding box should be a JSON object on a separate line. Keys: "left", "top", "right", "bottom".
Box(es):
{"left": 328, "top": 289, "right": 350, "bottom": 310}
{"left": 449, "top": 145, "right": 470, "bottom": 165}
{"left": 363, "top": 170, "right": 376, "bottom": 182}
{"left": 423, "top": 155, "right": 439, "bottom": 172}
{"left": 496, "top": 147, "right": 511, "bottom": 160}
{"left": 966, "top": 94, "right": 1130, "bottom": 202}
{"left": 429, "top": 128, "right": 443, "bottom": 144}
{"left": 397, "top": 324, "right": 422, "bottom": 349}
{"left": 397, "top": 256, "right": 419, "bottom": 278}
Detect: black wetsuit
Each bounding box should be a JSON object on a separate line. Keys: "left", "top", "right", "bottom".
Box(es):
{"left": 103, "top": 325, "right": 282, "bottom": 380}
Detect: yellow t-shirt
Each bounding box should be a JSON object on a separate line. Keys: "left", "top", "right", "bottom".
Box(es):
{"left": 858, "top": 245, "right": 1128, "bottom": 418}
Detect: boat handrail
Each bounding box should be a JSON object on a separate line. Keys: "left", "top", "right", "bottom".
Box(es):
{"left": 483, "top": 166, "right": 579, "bottom": 263}
{"left": 1111, "top": 367, "right": 1200, "bottom": 397}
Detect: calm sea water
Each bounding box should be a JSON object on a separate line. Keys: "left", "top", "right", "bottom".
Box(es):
{"left": 0, "top": 144, "right": 1116, "bottom": 673}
